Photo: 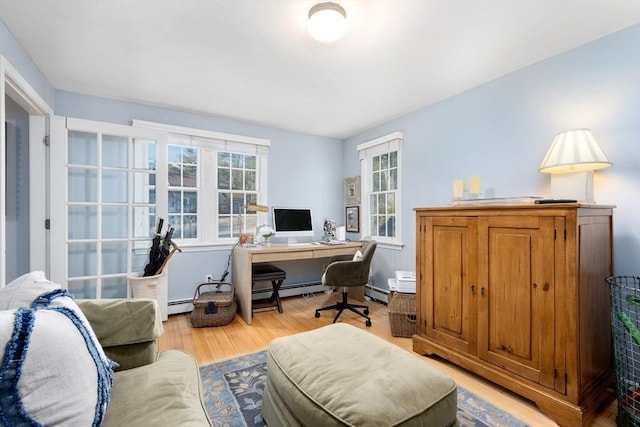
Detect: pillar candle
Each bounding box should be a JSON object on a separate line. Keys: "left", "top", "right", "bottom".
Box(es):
{"left": 470, "top": 175, "right": 481, "bottom": 194}
{"left": 453, "top": 179, "right": 465, "bottom": 199}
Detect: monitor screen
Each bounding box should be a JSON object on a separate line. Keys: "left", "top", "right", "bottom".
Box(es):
{"left": 272, "top": 207, "right": 314, "bottom": 240}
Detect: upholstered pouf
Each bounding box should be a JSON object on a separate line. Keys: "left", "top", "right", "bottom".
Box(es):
{"left": 262, "top": 323, "right": 457, "bottom": 427}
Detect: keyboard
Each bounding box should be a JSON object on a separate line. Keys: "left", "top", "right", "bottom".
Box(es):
{"left": 320, "top": 240, "right": 347, "bottom": 245}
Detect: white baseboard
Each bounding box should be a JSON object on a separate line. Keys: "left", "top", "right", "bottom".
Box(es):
{"left": 167, "top": 282, "right": 328, "bottom": 315}
{"left": 167, "top": 299, "right": 194, "bottom": 315}
{"left": 364, "top": 284, "right": 390, "bottom": 304}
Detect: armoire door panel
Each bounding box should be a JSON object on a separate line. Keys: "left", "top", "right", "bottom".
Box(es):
{"left": 424, "top": 217, "right": 477, "bottom": 354}
{"left": 478, "top": 216, "right": 555, "bottom": 386}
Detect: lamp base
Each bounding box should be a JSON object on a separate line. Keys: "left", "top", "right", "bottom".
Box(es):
{"left": 549, "top": 171, "right": 594, "bottom": 203}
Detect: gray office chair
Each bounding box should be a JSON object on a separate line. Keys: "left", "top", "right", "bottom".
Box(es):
{"left": 314, "top": 240, "right": 376, "bottom": 327}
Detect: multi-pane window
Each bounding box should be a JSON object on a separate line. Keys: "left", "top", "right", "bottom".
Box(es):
{"left": 358, "top": 131, "right": 403, "bottom": 248}
{"left": 168, "top": 146, "right": 198, "bottom": 239}
{"left": 217, "top": 152, "right": 258, "bottom": 238}
{"left": 370, "top": 151, "right": 397, "bottom": 238}
{"left": 163, "top": 125, "right": 270, "bottom": 246}
{"left": 51, "top": 117, "right": 269, "bottom": 301}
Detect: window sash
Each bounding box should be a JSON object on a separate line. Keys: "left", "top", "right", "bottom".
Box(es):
{"left": 358, "top": 132, "right": 403, "bottom": 248}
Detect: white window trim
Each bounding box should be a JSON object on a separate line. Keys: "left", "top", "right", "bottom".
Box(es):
{"left": 133, "top": 120, "right": 270, "bottom": 249}
{"left": 357, "top": 131, "right": 403, "bottom": 250}
{"left": 133, "top": 120, "right": 270, "bottom": 147}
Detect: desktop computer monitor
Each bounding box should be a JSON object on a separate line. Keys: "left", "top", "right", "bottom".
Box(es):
{"left": 272, "top": 207, "right": 314, "bottom": 244}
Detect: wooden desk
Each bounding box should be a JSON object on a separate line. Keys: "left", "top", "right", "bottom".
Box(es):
{"left": 233, "top": 242, "right": 362, "bottom": 324}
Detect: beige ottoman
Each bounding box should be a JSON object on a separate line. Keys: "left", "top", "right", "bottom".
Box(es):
{"left": 262, "top": 323, "right": 457, "bottom": 427}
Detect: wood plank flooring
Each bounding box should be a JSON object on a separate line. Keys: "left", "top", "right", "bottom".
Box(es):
{"left": 158, "top": 292, "right": 618, "bottom": 426}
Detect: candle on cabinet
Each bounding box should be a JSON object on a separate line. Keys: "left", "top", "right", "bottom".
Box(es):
{"left": 452, "top": 179, "right": 465, "bottom": 199}
{"left": 470, "top": 175, "right": 481, "bottom": 194}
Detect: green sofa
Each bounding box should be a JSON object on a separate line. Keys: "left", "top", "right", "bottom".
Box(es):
{"left": 77, "top": 298, "right": 212, "bottom": 427}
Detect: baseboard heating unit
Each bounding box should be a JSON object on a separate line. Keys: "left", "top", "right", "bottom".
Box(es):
{"left": 364, "top": 284, "right": 390, "bottom": 304}
{"left": 168, "top": 299, "right": 194, "bottom": 316}
{"left": 167, "top": 281, "right": 327, "bottom": 315}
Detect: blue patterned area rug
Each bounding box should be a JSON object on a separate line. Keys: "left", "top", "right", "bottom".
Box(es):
{"left": 199, "top": 350, "right": 530, "bottom": 427}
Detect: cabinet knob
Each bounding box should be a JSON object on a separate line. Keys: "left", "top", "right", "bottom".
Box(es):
{"left": 500, "top": 345, "right": 513, "bottom": 353}
{"left": 480, "top": 287, "right": 485, "bottom": 297}
{"left": 543, "top": 282, "right": 550, "bottom": 291}
{"left": 471, "top": 285, "right": 475, "bottom": 295}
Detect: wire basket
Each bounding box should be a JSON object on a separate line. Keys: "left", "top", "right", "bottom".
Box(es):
{"left": 388, "top": 292, "right": 416, "bottom": 338}
{"left": 607, "top": 276, "right": 640, "bottom": 427}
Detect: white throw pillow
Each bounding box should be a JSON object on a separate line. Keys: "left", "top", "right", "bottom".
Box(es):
{"left": 0, "top": 272, "right": 115, "bottom": 425}
{"left": 353, "top": 250, "right": 363, "bottom": 261}
{"left": 0, "top": 271, "right": 112, "bottom": 370}
{"left": 0, "top": 271, "right": 56, "bottom": 310}
{"left": 0, "top": 307, "right": 113, "bottom": 426}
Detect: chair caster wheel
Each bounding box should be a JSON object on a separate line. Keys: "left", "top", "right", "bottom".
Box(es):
{"left": 364, "top": 309, "right": 369, "bottom": 315}
{"left": 366, "top": 320, "right": 372, "bottom": 327}
{"left": 315, "top": 312, "right": 320, "bottom": 318}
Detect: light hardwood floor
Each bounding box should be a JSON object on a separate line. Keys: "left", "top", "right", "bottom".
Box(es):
{"left": 158, "top": 292, "right": 618, "bottom": 426}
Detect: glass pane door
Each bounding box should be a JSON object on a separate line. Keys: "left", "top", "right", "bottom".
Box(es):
{"left": 50, "top": 117, "right": 166, "bottom": 298}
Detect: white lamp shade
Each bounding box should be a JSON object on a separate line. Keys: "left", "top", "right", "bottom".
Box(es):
{"left": 308, "top": 2, "right": 347, "bottom": 43}
{"left": 539, "top": 129, "right": 612, "bottom": 174}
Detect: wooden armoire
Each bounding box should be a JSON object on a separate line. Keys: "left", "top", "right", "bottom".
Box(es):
{"left": 413, "top": 203, "right": 614, "bottom": 427}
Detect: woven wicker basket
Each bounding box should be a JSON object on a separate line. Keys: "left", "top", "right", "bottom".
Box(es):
{"left": 389, "top": 292, "right": 416, "bottom": 337}
{"left": 190, "top": 282, "right": 237, "bottom": 328}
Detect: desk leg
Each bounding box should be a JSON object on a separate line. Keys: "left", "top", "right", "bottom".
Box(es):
{"left": 232, "top": 247, "right": 253, "bottom": 325}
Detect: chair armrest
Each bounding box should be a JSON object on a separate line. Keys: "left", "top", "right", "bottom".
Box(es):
{"left": 326, "top": 254, "right": 354, "bottom": 264}
{"left": 77, "top": 298, "right": 164, "bottom": 370}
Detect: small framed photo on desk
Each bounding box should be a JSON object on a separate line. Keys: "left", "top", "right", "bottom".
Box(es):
{"left": 239, "top": 233, "right": 254, "bottom": 246}
{"left": 345, "top": 206, "right": 359, "bottom": 233}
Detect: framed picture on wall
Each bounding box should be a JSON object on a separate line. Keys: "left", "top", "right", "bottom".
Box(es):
{"left": 344, "top": 176, "right": 361, "bottom": 205}
{"left": 345, "top": 206, "right": 360, "bottom": 233}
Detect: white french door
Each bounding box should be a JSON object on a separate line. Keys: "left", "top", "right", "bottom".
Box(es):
{"left": 50, "top": 116, "right": 167, "bottom": 298}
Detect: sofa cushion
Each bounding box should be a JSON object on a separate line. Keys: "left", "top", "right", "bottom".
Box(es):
{"left": 0, "top": 307, "right": 113, "bottom": 426}
{"left": 77, "top": 298, "right": 163, "bottom": 347}
{"left": 104, "top": 350, "right": 212, "bottom": 427}
{"left": 77, "top": 298, "right": 164, "bottom": 371}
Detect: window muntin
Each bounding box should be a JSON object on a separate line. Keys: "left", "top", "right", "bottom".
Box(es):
{"left": 217, "top": 152, "right": 258, "bottom": 238}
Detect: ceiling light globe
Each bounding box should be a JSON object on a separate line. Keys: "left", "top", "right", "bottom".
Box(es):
{"left": 308, "top": 2, "right": 347, "bottom": 43}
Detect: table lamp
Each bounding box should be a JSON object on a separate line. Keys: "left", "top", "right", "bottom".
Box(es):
{"left": 538, "top": 129, "right": 612, "bottom": 203}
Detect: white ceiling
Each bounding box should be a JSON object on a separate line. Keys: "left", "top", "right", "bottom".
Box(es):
{"left": 1, "top": 1, "right": 640, "bottom": 139}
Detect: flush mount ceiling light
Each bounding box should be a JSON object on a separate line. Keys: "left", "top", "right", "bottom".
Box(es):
{"left": 308, "top": 2, "right": 347, "bottom": 43}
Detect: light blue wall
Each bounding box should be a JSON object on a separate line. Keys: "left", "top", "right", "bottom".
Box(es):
{"left": 345, "top": 24, "right": 640, "bottom": 287}
{"left": 0, "top": 20, "right": 54, "bottom": 107}
{"left": 55, "top": 91, "right": 344, "bottom": 301}
{"left": 4, "top": 14, "right": 639, "bottom": 300}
